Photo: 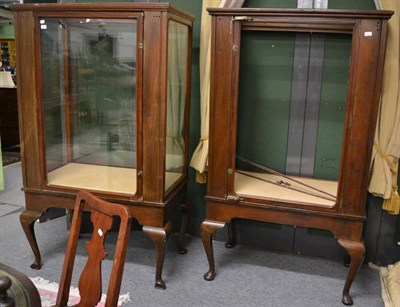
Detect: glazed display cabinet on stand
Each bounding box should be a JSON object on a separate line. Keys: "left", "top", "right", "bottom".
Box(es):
{"left": 201, "top": 8, "right": 392, "bottom": 305}
{"left": 11, "top": 3, "right": 194, "bottom": 289}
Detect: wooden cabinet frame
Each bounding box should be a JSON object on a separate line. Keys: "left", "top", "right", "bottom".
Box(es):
{"left": 201, "top": 8, "right": 392, "bottom": 305}
{"left": 12, "top": 3, "right": 194, "bottom": 289}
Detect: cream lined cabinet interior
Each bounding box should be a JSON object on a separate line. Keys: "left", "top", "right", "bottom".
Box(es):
{"left": 11, "top": 3, "right": 194, "bottom": 289}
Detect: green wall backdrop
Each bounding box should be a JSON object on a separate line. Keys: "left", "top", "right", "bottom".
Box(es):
{"left": 0, "top": 24, "right": 15, "bottom": 39}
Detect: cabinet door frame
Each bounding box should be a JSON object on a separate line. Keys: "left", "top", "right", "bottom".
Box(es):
{"left": 207, "top": 9, "right": 390, "bottom": 218}
{"left": 33, "top": 11, "right": 144, "bottom": 201}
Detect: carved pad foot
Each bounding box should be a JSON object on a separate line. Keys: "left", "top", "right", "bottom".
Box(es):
{"left": 177, "top": 247, "right": 188, "bottom": 255}
{"left": 225, "top": 242, "right": 235, "bottom": 249}
{"left": 342, "top": 294, "right": 353, "bottom": 306}
{"left": 155, "top": 279, "right": 166, "bottom": 290}
{"left": 29, "top": 263, "right": 42, "bottom": 270}
{"left": 203, "top": 270, "right": 216, "bottom": 281}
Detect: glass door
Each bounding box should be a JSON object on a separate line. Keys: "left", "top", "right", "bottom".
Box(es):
{"left": 165, "top": 20, "right": 189, "bottom": 193}
{"left": 234, "top": 30, "right": 352, "bottom": 207}
{"left": 39, "top": 17, "right": 139, "bottom": 195}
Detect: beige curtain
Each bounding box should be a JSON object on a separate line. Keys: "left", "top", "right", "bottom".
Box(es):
{"left": 369, "top": 0, "right": 400, "bottom": 215}
{"left": 166, "top": 22, "right": 189, "bottom": 171}
{"left": 190, "top": 0, "right": 245, "bottom": 183}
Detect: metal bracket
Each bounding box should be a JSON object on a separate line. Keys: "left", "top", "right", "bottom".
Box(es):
{"left": 232, "top": 16, "right": 253, "bottom": 22}
{"left": 230, "top": 16, "right": 253, "bottom": 34}
{"left": 226, "top": 195, "right": 241, "bottom": 201}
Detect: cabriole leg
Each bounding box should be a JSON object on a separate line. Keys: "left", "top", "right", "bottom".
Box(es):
{"left": 338, "top": 239, "right": 365, "bottom": 306}
{"left": 143, "top": 222, "right": 172, "bottom": 289}
{"left": 225, "top": 222, "right": 236, "bottom": 248}
{"left": 200, "top": 220, "right": 225, "bottom": 281}
{"left": 177, "top": 201, "right": 190, "bottom": 254}
{"left": 20, "top": 210, "right": 44, "bottom": 270}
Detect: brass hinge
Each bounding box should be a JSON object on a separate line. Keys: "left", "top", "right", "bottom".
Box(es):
{"left": 226, "top": 195, "right": 241, "bottom": 201}
{"left": 230, "top": 16, "right": 253, "bottom": 34}
{"left": 232, "top": 16, "right": 253, "bottom": 22}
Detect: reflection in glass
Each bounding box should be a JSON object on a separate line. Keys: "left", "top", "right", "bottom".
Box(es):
{"left": 235, "top": 31, "right": 351, "bottom": 206}
{"left": 165, "top": 21, "right": 188, "bottom": 191}
{"left": 40, "top": 18, "right": 137, "bottom": 194}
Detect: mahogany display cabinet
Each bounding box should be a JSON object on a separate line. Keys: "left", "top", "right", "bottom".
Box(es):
{"left": 11, "top": 3, "right": 194, "bottom": 289}
{"left": 201, "top": 8, "right": 392, "bottom": 305}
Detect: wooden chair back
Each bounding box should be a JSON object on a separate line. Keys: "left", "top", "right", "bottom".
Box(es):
{"left": 55, "top": 190, "right": 132, "bottom": 307}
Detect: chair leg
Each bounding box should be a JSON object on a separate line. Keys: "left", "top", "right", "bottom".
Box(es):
{"left": 20, "top": 210, "right": 44, "bottom": 270}
{"left": 177, "top": 200, "right": 190, "bottom": 254}
{"left": 338, "top": 239, "right": 365, "bottom": 306}
{"left": 200, "top": 220, "right": 225, "bottom": 281}
{"left": 143, "top": 222, "right": 172, "bottom": 289}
